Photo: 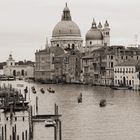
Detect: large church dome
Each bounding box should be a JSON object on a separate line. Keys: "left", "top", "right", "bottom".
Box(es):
{"left": 52, "top": 21, "right": 81, "bottom": 37}
{"left": 51, "top": 3, "right": 83, "bottom": 52}
{"left": 52, "top": 3, "right": 81, "bottom": 38}
{"left": 86, "top": 19, "right": 103, "bottom": 41}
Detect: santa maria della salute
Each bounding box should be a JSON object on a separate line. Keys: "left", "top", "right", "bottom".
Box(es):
{"left": 51, "top": 3, "right": 110, "bottom": 52}
{"left": 34, "top": 3, "right": 140, "bottom": 89}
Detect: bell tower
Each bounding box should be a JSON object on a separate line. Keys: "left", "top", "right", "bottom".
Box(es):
{"left": 7, "top": 53, "right": 15, "bottom": 67}
{"left": 103, "top": 20, "right": 110, "bottom": 46}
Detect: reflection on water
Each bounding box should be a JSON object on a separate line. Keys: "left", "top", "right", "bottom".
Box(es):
{"left": 2, "top": 81, "right": 140, "bottom": 140}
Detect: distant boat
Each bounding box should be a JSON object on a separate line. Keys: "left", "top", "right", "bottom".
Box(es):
{"left": 47, "top": 88, "right": 55, "bottom": 93}
{"left": 99, "top": 99, "right": 107, "bottom": 107}
{"left": 110, "top": 85, "right": 132, "bottom": 90}
{"left": 45, "top": 119, "right": 56, "bottom": 127}
{"left": 31, "top": 86, "right": 36, "bottom": 94}
{"left": 40, "top": 88, "right": 45, "bottom": 94}
{"left": 77, "top": 93, "right": 82, "bottom": 103}
{"left": 24, "top": 86, "right": 28, "bottom": 93}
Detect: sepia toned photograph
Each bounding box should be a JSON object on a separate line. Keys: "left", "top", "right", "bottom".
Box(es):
{"left": 0, "top": 0, "right": 140, "bottom": 140}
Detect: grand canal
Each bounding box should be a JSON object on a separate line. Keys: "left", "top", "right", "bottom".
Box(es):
{"left": 2, "top": 80, "right": 140, "bottom": 140}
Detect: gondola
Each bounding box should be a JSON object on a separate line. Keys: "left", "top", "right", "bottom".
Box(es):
{"left": 40, "top": 88, "right": 45, "bottom": 94}
{"left": 99, "top": 99, "right": 107, "bottom": 107}
{"left": 77, "top": 93, "right": 82, "bottom": 103}
{"left": 47, "top": 88, "right": 55, "bottom": 93}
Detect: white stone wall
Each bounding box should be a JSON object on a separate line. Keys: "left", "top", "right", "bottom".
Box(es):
{"left": 114, "top": 66, "right": 139, "bottom": 89}
{"left": 3, "top": 65, "right": 34, "bottom": 78}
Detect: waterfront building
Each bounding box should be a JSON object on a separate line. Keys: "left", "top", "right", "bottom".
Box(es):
{"left": 53, "top": 50, "right": 82, "bottom": 83}
{"left": 3, "top": 54, "right": 34, "bottom": 79}
{"left": 51, "top": 3, "right": 83, "bottom": 52}
{"left": 82, "top": 46, "right": 140, "bottom": 86}
{"left": 35, "top": 45, "right": 64, "bottom": 83}
{"left": 114, "top": 60, "right": 140, "bottom": 90}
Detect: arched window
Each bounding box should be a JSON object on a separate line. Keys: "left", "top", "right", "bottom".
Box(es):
{"left": 21, "top": 70, "right": 24, "bottom": 76}
{"left": 90, "top": 41, "right": 92, "bottom": 45}
{"left": 13, "top": 70, "right": 16, "bottom": 76}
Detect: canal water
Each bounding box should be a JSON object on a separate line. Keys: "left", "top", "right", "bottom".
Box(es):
{"left": 1, "top": 80, "right": 140, "bottom": 140}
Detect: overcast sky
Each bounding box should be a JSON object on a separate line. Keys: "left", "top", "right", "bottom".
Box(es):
{"left": 0, "top": 0, "right": 140, "bottom": 62}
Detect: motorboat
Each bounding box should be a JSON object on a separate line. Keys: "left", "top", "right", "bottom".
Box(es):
{"left": 99, "top": 99, "right": 107, "bottom": 107}
{"left": 45, "top": 119, "right": 56, "bottom": 127}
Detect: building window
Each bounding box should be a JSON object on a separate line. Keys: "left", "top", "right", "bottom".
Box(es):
{"left": 111, "top": 55, "right": 113, "bottom": 60}
{"left": 118, "top": 80, "right": 120, "bottom": 85}
{"left": 121, "top": 56, "right": 123, "bottom": 59}
{"left": 126, "top": 56, "right": 128, "bottom": 59}
{"left": 129, "top": 80, "right": 131, "bottom": 85}
{"left": 132, "top": 80, "right": 134, "bottom": 85}
{"left": 111, "top": 62, "right": 113, "bottom": 68}
{"left": 15, "top": 117, "right": 17, "bottom": 121}
{"left": 23, "top": 117, "right": 25, "bottom": 121}
{"left": 132, "top": 68, "right": 134, "bottom": 73}
{"left": 126, "top": 68, "right": 128, "bottom": 73}
{"left": 129, "top": 68, "right": 131, "bottom": 73}
{"left": 123, "top": 68, "right": 125, "bottom": 73}
{"left": 42, "top": 72, "right": 45, "bottom": 75}
{"left": 106, "top": 32, "right": 109, "bottom": 35}
{"left": 21, "top": 70, "right": 24, "bottom": 76}
{"left": 90, "top": 41, "right": 92, "bottom": 45}
{"left": 115, "top": 80, "right": 117, "bottom": 84}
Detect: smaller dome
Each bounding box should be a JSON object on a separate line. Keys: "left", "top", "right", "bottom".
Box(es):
{"left": 86, "top": 18, "right": 103, "bottom": 40}
{"left": 86, "top": 28, "right": 103, "bottom": 40}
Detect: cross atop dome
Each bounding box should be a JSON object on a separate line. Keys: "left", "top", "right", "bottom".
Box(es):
{"left": 92, "top": 18, "right": 97, "bottom": 28}
{"left": 61, "top": 3, "right": 71, "bottom": 21}
{"left": 104, "top": 20, "right": 109, "bottom": 27}
{"left": 98, "top": 22, "right": 102, "bottom": 29}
